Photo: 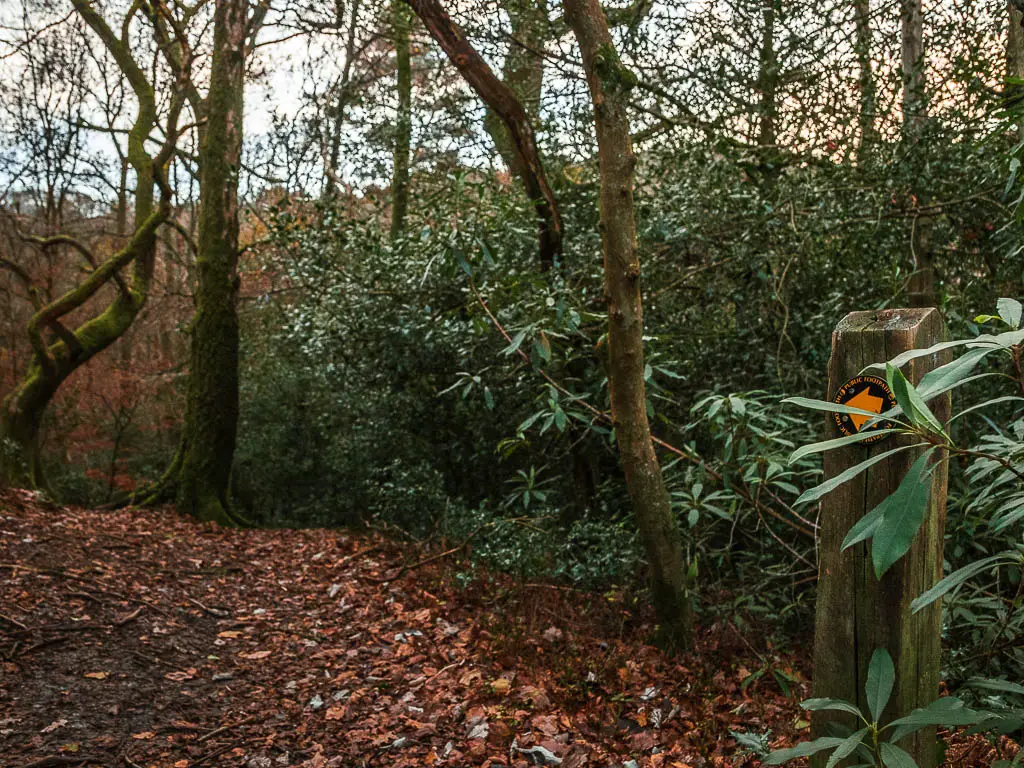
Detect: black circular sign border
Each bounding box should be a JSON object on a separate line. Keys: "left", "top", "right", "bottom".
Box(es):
{"left": 832, "top": 375, "right": 898, "bottom": 443}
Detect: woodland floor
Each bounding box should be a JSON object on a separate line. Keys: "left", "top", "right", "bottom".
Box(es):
{"left": 0, "top": 490, "right": 1017, "bottom": 768}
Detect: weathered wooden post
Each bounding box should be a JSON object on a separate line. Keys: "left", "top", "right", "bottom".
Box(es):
{"left": 812, "top": 308, "right": 950, "bottom": 767}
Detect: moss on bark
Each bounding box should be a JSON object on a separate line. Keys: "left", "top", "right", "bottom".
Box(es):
{"left": 1, "top": 2, "right": 161, "bottom": 493}
{"left": 174, "top": 0, "right": 247, "bottom": 526}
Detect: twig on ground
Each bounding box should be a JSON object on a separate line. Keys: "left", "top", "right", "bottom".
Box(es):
{"left": 189, "top": 738, "right": 248, "bottom": 767}
{"left": 363, "top": 522, "right": 491, "bottom": 584}
{"left": 185, "top": 596, "right": 230, "bottom": 618}
{"left": 409, "top": 659, "right": 464, "bottom": 691}
{"left": 18, "top": 635, "right": 71, "bottom": 657}
{"left": 336, "top": 543, "right": 386, "bottom": 566}
{"left": 113, "top": 606, "right": 145, "bottom": 627}
{"left": 0, "top": 612, "right": 28, "bottom": 629}
{"left": 196, "top": 715, "right": 258, "bottom": 744}
{"left": 15, "top": 756, "right": 107, "bottom": 768}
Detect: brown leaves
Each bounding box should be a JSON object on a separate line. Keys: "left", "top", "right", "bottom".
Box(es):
{"left": 0, "top": 492, "right": 832, "bottom": 768}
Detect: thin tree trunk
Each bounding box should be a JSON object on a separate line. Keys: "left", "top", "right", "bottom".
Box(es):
{"left": 325, "top": 0, "right": 363, "bottom": 196}
{"left": 175, "top": 0, "right": 247, "bottom": 524}
{"left": 901, "top": 0, "right": 925, "bottom": 135}
{"left": 757, "top": 0, "right": 778, "bottom": 150}
{"left": 483, "top": 0, "right": 548, "bottom": 171}
{"left": 403, "top": 0, "right": 563, "bottom": 271}
{"left": 391, "top": 0, "right": 413, "bottom": 242}
{"left": 1007, "top": 2, "right": 1024, "bottom": 140}
{"left": 1009, "top": 2, "right": 1024, "bottom": 86}
{"left": 853, "top": 0, "right": 878, "bottom": 160}
{"left": 563, "top": 0, "right": 694, "bottom": 650}
{"left": 901, "top": 0, "right": 935, "bottom": 308}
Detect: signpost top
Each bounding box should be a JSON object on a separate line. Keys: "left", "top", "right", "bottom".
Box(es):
{"left": 835, "top": 307, "right": 942, "bottom": 334}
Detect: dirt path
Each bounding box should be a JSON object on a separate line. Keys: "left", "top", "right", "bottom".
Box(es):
{"left": 0, "top": 491, "right": 1010, "bottom": 768}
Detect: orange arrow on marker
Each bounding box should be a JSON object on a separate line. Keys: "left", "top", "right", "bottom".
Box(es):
{"left": 846, "top": 387, "right": 884, "bottom": 431}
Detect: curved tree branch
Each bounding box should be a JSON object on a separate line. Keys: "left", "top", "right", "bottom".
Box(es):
{"left": 402, "top": 0, "right": 563, "bottom": 271}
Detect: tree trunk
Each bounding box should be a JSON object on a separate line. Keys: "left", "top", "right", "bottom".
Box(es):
{"left": 1007, "top": 3, "right": 1024, "bottom": 139}
{"left": 563, "top": 0, "right": 694, "bottom": 650}
{"left": 391, "top": 0, "right": 413, "bottom": 242}
{"left": 1009, "top": 2, "right": 1024, "bottom": 85}
{"left": 757, "top": 0, "right": 778, "bottom": 150}
{"left": 175, "top": 0, "right": 247, "bottom": 525}
{"left": 0, "top": 1, "right": 164, "bottom": 490}
{"left": 483, "top": 0, "right": 548, "bottom": 171}
{"left": 325, "top": 0, "right": 363, "bottom": 196}
{"left": 853, "top": 0, "right": 878, "bottom": 160}
{"left": 403, "top": 0, "right": 563, "bottom": 271}
{"left": 900, "top": 0, "right": 925, "bottom": 135}
{"left": 901, "top": 0, "right": 935, "bottom": 308}
{"left": 1, "top": 367, "right": 56, "bottom": 488}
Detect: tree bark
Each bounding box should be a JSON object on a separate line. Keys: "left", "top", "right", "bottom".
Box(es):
{"left": 483, "top": 0, "right": 548, "bottom": 171}
{"left": 403, "top": 0, "right": 563, "bottom": 270}
{"left": 1007, "top": 2, "right": 1024, "bottom": 138}
{"left": 853, "top": 0, "right": 878, "bottom": 160}
{"left": 325, "top": 0, "right": 363, "bottom": 196}
{"left": 756, "top": 0, "right": 778, "bottom": 150}
{"left": 175, "top": 0, "right": 247, "bottom": 524}
{"left": 900, "top": 0, "right": 926, "bottom": 136}
{"left": 900, "top": 0, "right": 936, "bottom": 308}
{"left": 563, "top": 0, "right": 694, "bottom": 650}
{"left": 391, "top": 0, "right": 413, "bottom": 242}
{"left": 1009, "top": 2, "right": 1024, "bottom": 84}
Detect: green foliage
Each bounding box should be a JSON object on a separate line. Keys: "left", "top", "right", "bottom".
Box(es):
{"left": 767, "top": 649, "right": 987, "bottom": 767}
{"left": 232, "top": 56, "right": 1024, "bottom": 647}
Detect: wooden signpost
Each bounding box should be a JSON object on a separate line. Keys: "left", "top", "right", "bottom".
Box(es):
{"left": 812, "top": 308, "right": 950, "bottom": 767}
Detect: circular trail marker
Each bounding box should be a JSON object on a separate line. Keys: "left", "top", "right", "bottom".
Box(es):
{"left": 832, "top": 374, "right": 897, "bottom": 442}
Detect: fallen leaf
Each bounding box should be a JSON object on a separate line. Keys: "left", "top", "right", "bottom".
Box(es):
{"left": 83, "top": 671, "right": 109, "bottom": 680}
{"left": 240, "top": 650, "right": 272, "bottom": 660}
{"left": 131, "top": 731, "right": 155, "bottom": 740}
{"left": 41, "top": 719, "right": 67, "bottom": 734}
{"left": 218, "top": 630, "right": 242, "bottom": 639}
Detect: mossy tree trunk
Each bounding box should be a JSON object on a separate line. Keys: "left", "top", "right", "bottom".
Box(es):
{"left": 563, "top": 0, "right": 694, "bottom": 651}
{"left": 390, "top": 0, "right": 413, "bottom": 242}
{"left": 0, "top": 0, "right": 175, "bottom": 491}
{"left": 1, "top": 369, "right": 57, "bottom": 489}
{"left": 175, "top": 0, "right": 248, "bottom": 525}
